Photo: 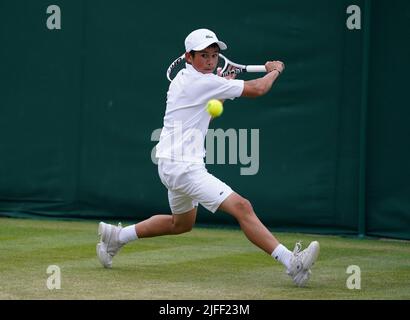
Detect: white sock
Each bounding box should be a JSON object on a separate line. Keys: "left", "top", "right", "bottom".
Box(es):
{"left": 119, "top": 225, "right": 138, "bottom": 244}
{"left": 271, "top": 244, "right": 293, "bottom": 270}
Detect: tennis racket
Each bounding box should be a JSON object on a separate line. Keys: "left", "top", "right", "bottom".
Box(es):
{"left": 166, "top": 53, "right": 267, "bottom": 81}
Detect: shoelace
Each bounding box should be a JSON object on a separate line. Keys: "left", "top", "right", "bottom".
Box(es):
{"left": 287, "top": 241, "right": 304, "bottom": 276}
{"left": 293, "top": 241, "right": 303, "bottom": 255}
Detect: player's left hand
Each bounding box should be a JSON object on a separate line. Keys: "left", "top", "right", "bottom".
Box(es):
{"left": 265, "top": 61, "right": 285, "bottom": 74}
{"left": 217, "top": 66, "right": 237, "bottom": 79}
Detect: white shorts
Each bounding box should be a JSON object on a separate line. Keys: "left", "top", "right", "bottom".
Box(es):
{"left": 157, "top": 158, "right": 233, "bottom": 214}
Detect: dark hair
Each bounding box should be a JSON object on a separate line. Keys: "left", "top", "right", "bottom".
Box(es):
{"left": 189, "top": 43, "right": 220, "bottom": 57}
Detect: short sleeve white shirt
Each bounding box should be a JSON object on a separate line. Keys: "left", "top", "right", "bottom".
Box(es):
{"left": 155, "top": 64, "right": 244, "bottom": 163}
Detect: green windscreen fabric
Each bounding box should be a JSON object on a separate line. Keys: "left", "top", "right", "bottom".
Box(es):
{"left": 365, "top": 1, "right": 410, "bottom": 239}
{"left": 0, "top": 0, "right": 409, "bottom": 240}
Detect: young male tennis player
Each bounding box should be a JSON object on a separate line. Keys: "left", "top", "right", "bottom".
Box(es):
{"left": 97, "top": 28, "right": 320, "bottom": 287}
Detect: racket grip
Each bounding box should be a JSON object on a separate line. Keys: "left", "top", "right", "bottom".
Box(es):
{"left": 246, "top": 65, "right": 267, "bottom": 73}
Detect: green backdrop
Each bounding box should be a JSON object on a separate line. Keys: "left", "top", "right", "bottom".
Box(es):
{"left": 0, "top": 0, "right": 409, "bottom": 240}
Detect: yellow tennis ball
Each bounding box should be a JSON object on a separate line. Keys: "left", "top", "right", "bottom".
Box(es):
{"left": 206, "top": 99, "right": 223, "bottom": 118}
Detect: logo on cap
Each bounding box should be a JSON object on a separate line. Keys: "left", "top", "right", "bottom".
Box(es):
{"left": 206, "top": 35, "right": 214, "bottom": 39}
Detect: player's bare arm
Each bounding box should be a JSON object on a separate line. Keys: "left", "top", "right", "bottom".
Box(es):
{"left": 242, "top": 60, "right": 285, "bottom": 97}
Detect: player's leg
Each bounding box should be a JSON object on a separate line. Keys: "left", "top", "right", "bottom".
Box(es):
{"left": 219, "top": 192, "right": 320, "bottom": 287}
{"left": 96, "top": 208, "right": 196, "bottom": 268}
{"left": 218, "top": 192, "right": 279, "bottom": 254}
{"left": 96, "top": 185, "right": 198, "bottom": 268}
{"left": 97, "top": 160, "right": 199, "bottom": 268}
{"left": 132, "top": 187, "right": 198, "bottom": 238}
{"left": 135, "top": 207, "right": 197, "bottom": 238}
{"left": 180, "top": 165, "right": 280, "bottom": 255}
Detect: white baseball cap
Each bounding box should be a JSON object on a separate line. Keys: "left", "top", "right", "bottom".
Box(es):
{"left": 184, "top": 28, "right": 227, "bottom": 52}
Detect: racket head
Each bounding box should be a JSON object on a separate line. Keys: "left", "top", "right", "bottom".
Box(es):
{"left": 166, "top": 53, "right": 186, "bottom": 81}
{"left": 218, "top": 54, "right": 246, "bottom": 77}
{"left": 166, "top": 53, "right": 247, "bottom": 81}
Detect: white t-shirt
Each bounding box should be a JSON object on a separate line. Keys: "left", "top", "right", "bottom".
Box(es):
{"left": 156, "top": 64, "right": 244, "bottom": 163}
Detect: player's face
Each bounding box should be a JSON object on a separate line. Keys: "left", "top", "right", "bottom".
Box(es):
{"left": 189, "top": 46, "right": 219, "bottom": 74}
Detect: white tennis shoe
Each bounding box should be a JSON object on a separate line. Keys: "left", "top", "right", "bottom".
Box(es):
{"left": 96, "top": 222, "right": 124, "bottom": 268}
{"left": 287, "top": 241, "right": 320, "bottom": 287}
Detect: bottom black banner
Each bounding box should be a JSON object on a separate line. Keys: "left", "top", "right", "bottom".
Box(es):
{"left": 1, "top": 300, "right": 406, "bottom": 319}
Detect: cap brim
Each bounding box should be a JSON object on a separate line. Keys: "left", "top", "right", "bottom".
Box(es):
{"left": 191, "top": 40, "right": 227, "bottom": 51}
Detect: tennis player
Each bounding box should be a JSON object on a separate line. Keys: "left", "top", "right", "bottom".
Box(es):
{"left": 97, "top": 28, "right": 320, "bottom": 287}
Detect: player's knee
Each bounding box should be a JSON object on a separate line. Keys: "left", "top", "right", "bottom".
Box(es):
{"left": 234, "top": 197, "right": 254, "bottom": 215}
{"left": 181, "top": 224, "right": 194, "bottom": 233}
{"left": 173, "top": 222, "right": 193, "bottom": 234}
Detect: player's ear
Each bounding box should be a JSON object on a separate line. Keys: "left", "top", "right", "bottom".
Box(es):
{"left": 185, "top": 52, "right": 192, "bottom": 64}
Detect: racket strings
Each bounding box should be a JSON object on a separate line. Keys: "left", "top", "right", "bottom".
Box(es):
{"left": 167, "top": 54, "right": 186, "bottom": 81}
{"left": 220, "top": 63, "right": 242, "bottom": 77}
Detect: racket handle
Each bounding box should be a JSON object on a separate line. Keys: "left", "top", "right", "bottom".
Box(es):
{"left": 246, "top": 65, "right": 267, "bottom": 73}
